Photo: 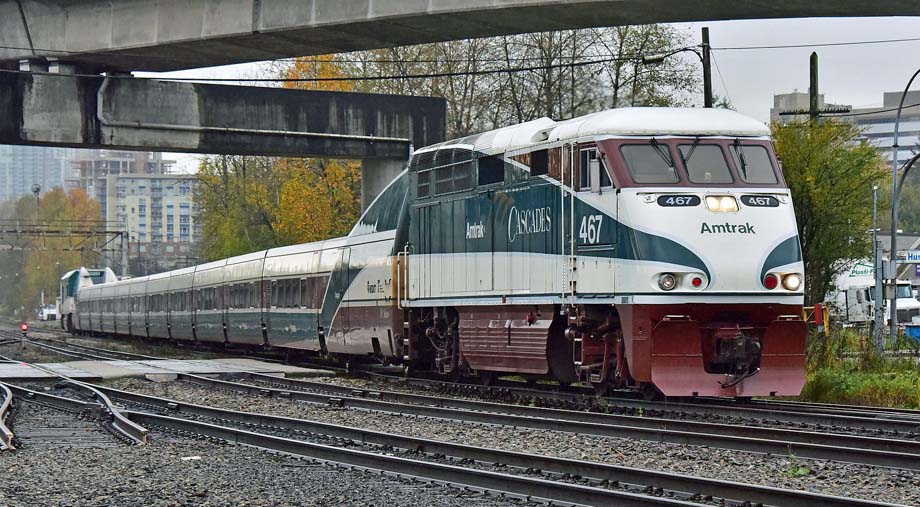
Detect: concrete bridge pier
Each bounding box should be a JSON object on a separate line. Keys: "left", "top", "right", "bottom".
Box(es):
{"left": 361, "top": 159, "right": 407, "bottom": 209}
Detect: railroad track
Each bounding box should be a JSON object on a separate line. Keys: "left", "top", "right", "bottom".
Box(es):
{"left": 362, "top": 371, "right": 920, "bottom": 436}
{"left": 18, "top": 328, "right": 920, "bottom": 434}
{"left": 9, "top": 329, "right": 920, "bottom": 469}
{"left": 0, "top": 353, "right": 148, "bottom": 446}
{"left": 93, "top": 380, "right": 907, "bottom": 507}
{"left": 6, "top": 328, "right": 917, "bottom": 505}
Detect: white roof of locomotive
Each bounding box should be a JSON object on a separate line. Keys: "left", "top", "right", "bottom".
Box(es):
{"left": 416, "top": 107, "right": 770, "bottom": 156}
{"left": 547, "top": 107, "right": 770, "bottom": 141}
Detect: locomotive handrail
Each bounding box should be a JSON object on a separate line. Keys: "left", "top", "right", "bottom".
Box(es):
{"left": 396, "top": 243, "right": 410, "bottom": 309}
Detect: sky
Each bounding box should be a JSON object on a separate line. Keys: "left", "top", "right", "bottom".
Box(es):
{"left": 137, "top": 16, "right": 920, "bottom": 173}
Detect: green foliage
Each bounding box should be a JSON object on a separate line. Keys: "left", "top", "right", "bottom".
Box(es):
{"left": 772, "top": 120, "right": 888, "bottom": 305}
{"left": 785, "top": 462, "right": 812, "bottom": 478}
{"left": 802, "top": 328, "right": 919, "bottom": 409}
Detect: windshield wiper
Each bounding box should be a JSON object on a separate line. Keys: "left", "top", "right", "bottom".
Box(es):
{"left": 679, "top": 136, "right": 701, "bottom": 167}
{"left": 649, "top": 138, "right": 674, "bottom": 168}
{"left": 732, "top": 138, "right": 748, "bottom": 179}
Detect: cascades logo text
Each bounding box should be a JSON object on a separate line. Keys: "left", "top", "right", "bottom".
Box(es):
{"left": 700, "top": 222, "right": 756, "bottom": 234}
{"left": 508, "top": 206, "right": 552, "bottom": 243}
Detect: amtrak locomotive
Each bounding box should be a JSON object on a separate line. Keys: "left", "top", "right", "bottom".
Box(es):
{"left": 65, "top": 107, "right": 806, "bottom": 398}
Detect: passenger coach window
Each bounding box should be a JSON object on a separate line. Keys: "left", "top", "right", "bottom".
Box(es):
{"left": 730, "top": 144, "right": 778, "bottom": 184}
{"left": 679, "top": 145, "right": 733, "bottom": 184}
{"left": 620, "top": 145, "right": 679, "bottom": 184}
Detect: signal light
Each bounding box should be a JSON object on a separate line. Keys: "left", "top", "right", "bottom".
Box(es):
{"left": 691, "top": 276, "right": 703, "bottom": 288}
{"left": 763, "top": 274, "right": 779, "bottom": 290}
{"left": 19, "top": 322, "right": 28, "bottom": 332}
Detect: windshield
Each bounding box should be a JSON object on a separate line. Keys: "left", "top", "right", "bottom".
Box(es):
{"left": 620, "top": 144, "right": 679, "bottom": 184}
{"left": 730, "top": 144, "right": 778, "bottom": 184}
{"left": 897, "top": 285, "right": 914, "bottom": 299}
{"left": 679, "top": 144, "right": 733, "bottom": 184}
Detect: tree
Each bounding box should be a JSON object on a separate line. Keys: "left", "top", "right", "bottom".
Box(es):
{"left": 0, "top": 188, "right": 102, "bottom": 315}
{"left": 772, "top": 120, "right": 888, "bottom": 305}
{"left": 195, "top": 56, "right": 363, "bottom": 261}
{"left": 350, "top": 25, "right": 699, "bottom": 138}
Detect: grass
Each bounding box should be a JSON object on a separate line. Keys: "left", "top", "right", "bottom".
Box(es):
{"left": 799, "top": 328, "right": 920, "bottom": 409}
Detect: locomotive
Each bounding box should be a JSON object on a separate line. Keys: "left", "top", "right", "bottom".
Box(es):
{"left": 65, "top": 107, "right": 806, "bottom": 398}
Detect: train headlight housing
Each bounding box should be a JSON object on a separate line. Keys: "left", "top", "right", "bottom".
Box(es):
{"left": 658, "top": 273, "right": 678, "bottom": 291}
{"left": 782, "top": 273, "right": 802, "bottom": 291}
{"left": 705, "top": 195, "right": 739, "bottom": 213}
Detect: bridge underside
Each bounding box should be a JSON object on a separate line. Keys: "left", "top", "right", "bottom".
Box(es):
{"left": 3, "top": 0, "right": 920, "bottom": 72}
{"left": 0, "top": 72, "right": 446, "bottom": 209}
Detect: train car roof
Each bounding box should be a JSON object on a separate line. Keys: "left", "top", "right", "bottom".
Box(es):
{"left": 547, "top": 107, "right": 770, "bottom": 140}
{"left": 415, "top": 107, "right": 770, "bottom": 157}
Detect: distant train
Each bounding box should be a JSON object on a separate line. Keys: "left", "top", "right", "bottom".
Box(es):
{"left": 63, "top": 107, "right": 806, "bottom": 398}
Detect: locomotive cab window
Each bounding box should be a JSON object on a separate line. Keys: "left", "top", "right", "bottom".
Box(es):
{"left": 620, "top": 144, "right": 679, "bottom": 184}
{"left": 679, "top": 144, "right": 733, "bottom": 184}
{"left": 579, "top": 148, "right": 611, "bottom": 192}
{"left": 730, "top": 143, "right": 778, "bottom": 185}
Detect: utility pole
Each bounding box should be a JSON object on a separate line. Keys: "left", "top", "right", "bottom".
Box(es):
{"left": 873, "top": 185, "right": 885, "bottom": 347}
{"left": 809, "top": 52, "right": 819, "bottom": 121}
{"left": 701, "top": 27, "right": 713, "bottom": 108}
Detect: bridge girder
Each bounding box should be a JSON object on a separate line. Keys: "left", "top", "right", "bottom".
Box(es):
{"left": 3, "top": 1, "right": 920, "bottom": 73}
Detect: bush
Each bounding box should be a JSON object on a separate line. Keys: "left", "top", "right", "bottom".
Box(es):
{"left": 801, "top": 327, "right": 920, "bottom": 408}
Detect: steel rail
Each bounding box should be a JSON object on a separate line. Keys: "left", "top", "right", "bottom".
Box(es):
{"left": 94, "top": 383, "right": 908, "bottom": 507}
{"left": 239, "top": 372, "right": 920, "bottom": 453}
{"left": 125, "top": 411, "right": 731, "bottom": 507}
{"left": 0, "top": 383, "right": 15, "bottom": 450}
{"left": 175, "top": 372, "right": 920, "bottom": 470}
{"left": 0, "top": 357, "right": 148, "bottom": 445}
{"left": 365, "top": 371, "right": 920, "bottom": 434}
{"left": 13, "top": 327, "right": 920, "bottom": 434}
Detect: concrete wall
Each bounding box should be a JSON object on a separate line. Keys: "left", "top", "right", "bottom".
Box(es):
{"left": 4, "top": 0, "right": 920, "bottom": 72}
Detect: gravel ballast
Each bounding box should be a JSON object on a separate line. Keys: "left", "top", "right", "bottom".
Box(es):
{"left": 103, "top": 378, "right": 920, "bottom": 506}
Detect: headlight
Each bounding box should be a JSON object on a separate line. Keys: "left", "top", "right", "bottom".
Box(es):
{"left": 782, "top": 273, "right": 802, "bottom": 291}
{"left": 705, "top": 195, "right": 738, "bottom": 213}
{"left": 658, "top": 273, "right": 677, "bottom": 291}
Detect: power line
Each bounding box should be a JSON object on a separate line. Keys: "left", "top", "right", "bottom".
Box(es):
{"left": 709, "top": 50, "right": 732, "bottom": 106}
{"left": 713, "top": 36, "right": 920, "bottom": 51}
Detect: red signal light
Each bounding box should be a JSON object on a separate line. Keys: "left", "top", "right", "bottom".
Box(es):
{"left": 763, "top": 274, "right": 779, "bottom": 290}
{"left": 19, "top": 322, "right": 28, "bottom": 331}
{"left": 691, "top": 277, "right": 703, "bottom": 288}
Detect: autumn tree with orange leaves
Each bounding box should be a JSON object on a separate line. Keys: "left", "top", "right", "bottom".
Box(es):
{"left": 195, "top": 55, "right": 362, "bottom": 260}
{"left": 0, "top": 188, "right": 103, "bottom": 315}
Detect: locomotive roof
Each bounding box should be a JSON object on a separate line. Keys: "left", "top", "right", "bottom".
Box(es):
{"left": 415, "top": 107, "right": 770, "bottom": 156}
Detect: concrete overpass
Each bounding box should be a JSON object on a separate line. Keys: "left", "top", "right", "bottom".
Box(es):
{"left": 2, "top": 0, "right": 920, "bottom": 72}
{"left": 0, "top": 70, "right": 446, "bottom": 209}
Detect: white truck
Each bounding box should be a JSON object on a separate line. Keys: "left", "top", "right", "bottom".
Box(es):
{"left": 827, "top": 260, "right": 920, "bottom": 326}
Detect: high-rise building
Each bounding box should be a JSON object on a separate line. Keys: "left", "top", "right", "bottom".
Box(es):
{"left": 0, "top": 145, "right": 75, "bottom": 204}
{"left": 67, "top": 150, "right": 176, "bottom": 214}
{"left": 770, "top": 90, "right": 920, "bottom": 166}
{"left": 106, "top": 173, "right": 200, "bottom": 275}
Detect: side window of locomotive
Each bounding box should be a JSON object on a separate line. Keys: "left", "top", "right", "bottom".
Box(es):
{"left": 530, "top": 149, "right": 548, "bottom": 177}
{"left": 679, "top": 144, "right": 733, "bottom": 184}
{"left": 730, "top": 144, "right": 779, "bottom": 185}
{"left": 620, "top": 145, "right": 680, "bottom": 184}
{"left": 579, "top": 148, "right": 611, "bottom": 191}
{"left": 417, "top": 171, "right": 430, "bottom": 198}
{"left": 478, "top": 156, "right": 504, "bottom": 186}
